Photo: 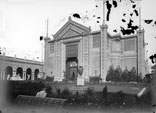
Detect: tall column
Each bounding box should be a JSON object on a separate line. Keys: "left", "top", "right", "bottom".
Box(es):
{"left": 44, "top": 37, "right": 50, "bottom": 76}
{"left": 55, "top": 42, "right": 61, "bottom": 81}
{"left": 82, "top": 36, "right": 89, "bottom": 80}
{"left": 100, "top": 24, "right": 108, "bottom": 82}
{"left": 54, "top": 42, "right": 57, "bottom": 79}
{"left": 31, "top": 72, "right": 34, "bottom": 80}
{"left": 2, "top": 71, "right": 5, "bottom": 80}
{"left": 78, "top": 37, "right": 82, "bottom": 67}
{"left": 88, "top": 34, "right": 90, "bottom": 82}
{"left": 61, "top": 42, "right": 66, "bottom": 80}
{"left": 23, "top": 71, "right": 26, "bottom": 80}
{"left": 137, "top": 29, "right": 145, "bottom": 78}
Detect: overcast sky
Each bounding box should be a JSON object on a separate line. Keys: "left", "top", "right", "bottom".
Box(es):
{"left": 0, "top": 0, "right": 156, "bottom": 63}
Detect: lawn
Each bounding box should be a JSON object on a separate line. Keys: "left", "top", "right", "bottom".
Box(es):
{"left": 45, "top": 81, "right": 147, "bottom": 95}
{"left": 0, "top": 80, "right": 153, "bottom": 112}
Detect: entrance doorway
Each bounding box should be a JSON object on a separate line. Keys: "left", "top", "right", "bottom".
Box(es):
{"left": 66, "top": 57, "right": 78, "bottom": 81}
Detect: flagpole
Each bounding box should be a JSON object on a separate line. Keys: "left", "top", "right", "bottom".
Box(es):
{"left": 44, "top": 19, "right": 49, "bottom": 78}
{"left": 137, "top": 4, "right": 142, "bottom": 83}
{"left": 139, "top": 7, "right": 141, "bottom": 30}
{"left": 103, "top": 0, "right": 105, "bottom": 25}
{"left": 46, "top": 19, "right": 49, "bottom": 38}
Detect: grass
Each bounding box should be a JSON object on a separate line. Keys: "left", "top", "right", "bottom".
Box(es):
{"left": 1, "top": 80, "right": 152, "bottom": 106}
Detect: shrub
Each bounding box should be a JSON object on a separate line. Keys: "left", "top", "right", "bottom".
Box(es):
{"left": 121, "top": 67, "right": 129, "bottom": 82}
{"left": 89, "top": 76, "right": 101, "bottom": 83}
{"left": 55, "top": 88, "right": 61, "bottom": 97}
{"left": 6, "top": 81, "right": 45, "bottom": 102}
{"left": 45, "top": 76, "right": 54, "bottom": 82}
{"left": 144, "top": 74, "right": 152, "bottom": 83}
{"left": 84, "top": 88, "right": 95, "bottom": 103}
{"left": 45, "top": 86, "right": 53, "bottom": 97}
{"left": 115, "top": 66, "right": 122, "bottom": 82}
{"left": 106, "top": 65, "right": 115, "bottom": 81}
{"left": 106, "top": 66, "right": 143, "bottom": 83}
{"left": 129, "top": 67, "right": 137, "bottom": 82}
{"left": 85, "top": 88, "right": 94, "bottom": 96}
{"left": 60, "top": 87, "right": 72, "bottom": 99}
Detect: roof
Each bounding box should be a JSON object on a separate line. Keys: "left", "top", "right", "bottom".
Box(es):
{"left": 48, "top": 17, "right": 138, "bottom": 43}
{"left": 53, "top": 16, "right": 91, "bottom": 41}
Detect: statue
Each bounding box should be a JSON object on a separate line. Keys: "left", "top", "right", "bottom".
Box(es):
{"left": 78, "top": 66, "right": 83, "bottom": 77}
{"left": 77, "top": 66, "right": 84, "bottom": 86}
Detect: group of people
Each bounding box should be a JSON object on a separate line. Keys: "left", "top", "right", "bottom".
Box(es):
{"left": 6, "top": 73, "right": 43, "bottom": 81}
{"left": 7, "top": 74, "right": 31, "bottom": 80}
{"left": 7, "top": 73, "right": 23, "bottom": 80}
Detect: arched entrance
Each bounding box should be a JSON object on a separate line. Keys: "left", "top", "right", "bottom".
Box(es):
{"left": 66, "top": 57, "right": 78, "bottom": 81}
{"left": 66, "top": 43, "right": 78, "bottom": 81}
{"left": 26, "top": 68, "right": 32, "bottom": 80}
{"left": 34, "top": 69, "right": 39, "bottom": 80}
{"left": 5, "top": 66, "right": 13, "bottom": 80}
{"left": 16, "top": 67, "right": 23, "bottom": 79}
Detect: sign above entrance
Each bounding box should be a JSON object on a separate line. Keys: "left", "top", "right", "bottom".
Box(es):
{"left": 70, "top": 61, "right": 77, "bottom": 67}
{"left": 66, "top": 44, "right": 78, "bottom": 58}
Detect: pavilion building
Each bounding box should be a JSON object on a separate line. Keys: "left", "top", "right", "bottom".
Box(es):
{"left": 44, "top": 17, "right": 145, "bottom": 82}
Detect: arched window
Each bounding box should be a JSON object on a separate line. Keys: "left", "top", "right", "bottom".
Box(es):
{"left": 16, "top": 67, "right": 23, "bottom": 79}
{"left": 34, "top": 69, "right": 39, "bottom": 80}
{"left": 26, "top": 68, "right": 32, "bottom": 80}
{"left": 5, "top": 66, "right": 13, "bottom": 80}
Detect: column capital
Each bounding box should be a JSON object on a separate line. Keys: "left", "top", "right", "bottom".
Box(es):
{"left": 100, "top": 24, "right": 108, "bottom": 30}
{"left": 44, "top": 37, "right": 51, "bottom": 42}
{"left": 137, "top": 29, "right": 145, "bottom": 34}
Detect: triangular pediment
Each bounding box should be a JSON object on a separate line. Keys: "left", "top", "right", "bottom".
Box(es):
{"left": 53, "top": 17, "right": 91, "bottom": 40}
{"left": 62, "top": 29, "right": 81, "bottom": 39}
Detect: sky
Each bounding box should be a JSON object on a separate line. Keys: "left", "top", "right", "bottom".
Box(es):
{"left": 0, "top": 0, "right": 156, "bottom": 64}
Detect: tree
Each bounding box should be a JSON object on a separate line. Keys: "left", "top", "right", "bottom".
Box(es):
{"left": 121, "top": 67, "right": 129, "bottom": 82}
{"left": 138, "top": 72, "right": 143, "bottom": 83}
{"left": 114, "top": 66, "right": 122, "bottom": 82}
{"left": 106, "top": 65, "right": 115, "bottom": 81}
{"left": 129, "top": 67, "right": 137, "bottom": 82}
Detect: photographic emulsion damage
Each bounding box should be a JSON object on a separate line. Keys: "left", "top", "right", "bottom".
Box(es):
{"left": 0, "top": 0, "right": 156, "bottom": 113}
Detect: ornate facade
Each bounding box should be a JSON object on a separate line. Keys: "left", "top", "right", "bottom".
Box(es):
{"left": 44, "top": 17, "right": 145, "bottom": 82}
